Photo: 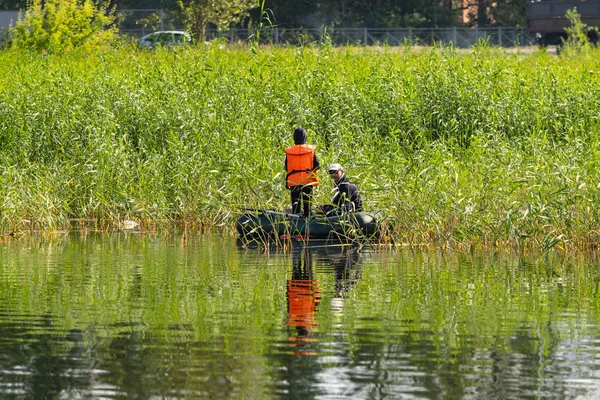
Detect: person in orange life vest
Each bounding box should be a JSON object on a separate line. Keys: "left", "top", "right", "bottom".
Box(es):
{"left": 284, "top": 127, "right": 320, "bottom": 217}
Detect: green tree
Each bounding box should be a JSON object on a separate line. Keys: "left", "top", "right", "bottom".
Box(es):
{"left": 465, "top": 0, "right": 525, "bottom": 27}
{"left": 253, "top": 0, "right": 462, "bottom": 29}
{"left": 0, "top": 0, "right": 27, "bottom": 10}
{"left": 10, "top": 0, "right": 117, "bottom": 53}
{"left": 562, "top": 7, "right": 596, "bottom": 53}
{"left": 178, "top": 0, "right": 255, "bottom": 39}
{"left": 489, "top": 0, "right": 526, "bottom": 27}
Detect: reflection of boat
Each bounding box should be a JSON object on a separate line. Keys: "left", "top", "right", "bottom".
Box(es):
{"left": 236, "top": 210, "right": 379, "bottom": 241}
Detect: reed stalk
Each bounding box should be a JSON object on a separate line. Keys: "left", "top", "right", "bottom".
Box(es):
{"left": 1, "top": 44, "right": 599, "bottom": 250}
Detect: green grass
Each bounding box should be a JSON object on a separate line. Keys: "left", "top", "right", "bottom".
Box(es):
{"left": 1, "top": 43, "right": 600, "bottom": 250}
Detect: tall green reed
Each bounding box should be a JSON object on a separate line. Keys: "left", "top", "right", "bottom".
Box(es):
{"left": 1, "top": 44, "right": 600, "bottom": 250}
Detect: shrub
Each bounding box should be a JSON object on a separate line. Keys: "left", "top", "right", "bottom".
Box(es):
{"left": 10, "top": 0, "right": 117, "bottom": 53}
{"left": 562, "top": 8, "right": 598, "bottom": 55}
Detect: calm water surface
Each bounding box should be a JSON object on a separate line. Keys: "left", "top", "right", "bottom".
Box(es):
{"left": 1, "top": 233, "right": 600, "bottom": 399}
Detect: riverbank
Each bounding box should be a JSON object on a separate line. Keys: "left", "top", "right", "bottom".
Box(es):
{"left": 1, "top": 44, "right": 599, "bottom": 250}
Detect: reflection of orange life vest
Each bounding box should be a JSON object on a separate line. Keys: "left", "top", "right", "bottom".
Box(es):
{"left": 285, "top": 145, "right": 319, "bottom": 188}
{"left": 287, "top": 280, "right": 321, "bottom": 327}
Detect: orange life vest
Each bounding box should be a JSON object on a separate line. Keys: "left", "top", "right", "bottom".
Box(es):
{"left": 285, "top": 144, "right": 319, "bottom": 188}
{"left": 287, "top": 279, "right": 321, "bottom": 327}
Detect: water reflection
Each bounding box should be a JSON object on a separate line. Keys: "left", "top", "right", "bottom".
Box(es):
{"left": 286, "top": 248, "right": 321, "bottom": 353}
{"left": 4, "top": 235, "right": 600, "bottom": 399}
{"left": 275, "top": 245, "right": 368, "bottom": 398}
{"left": 315, "top": 246, "right": 362, "bottom": 299}
{"left": 286, "top": 246, "right": 362, "bottom": 344}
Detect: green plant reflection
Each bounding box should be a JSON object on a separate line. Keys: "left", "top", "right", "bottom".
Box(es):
{"left": 0, "top": 235, "right": 599, "bottom": 398}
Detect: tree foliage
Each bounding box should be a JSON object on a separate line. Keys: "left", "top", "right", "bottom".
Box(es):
{"left": 0, "top": 0, "right": 27, "bottom": 10}
{"left": 489, "top": 0, "right": 526, "bottom": 27}
{"left": 563, "top": 8, "right": 597, "bottom": 53}
{"left": 255, "top": 0, "right": 463, "bottom": 28}
{"left": 467, "top": 0, "right": 525, "bottom": 27}
{"left": 0, "top": 0, "right": 530, "bottom": 33}
{"left": 10, "top": 0, "right": 117, "bottom": 53}
{"left": 178, "top": 0, "right": 255, "bottom": 38}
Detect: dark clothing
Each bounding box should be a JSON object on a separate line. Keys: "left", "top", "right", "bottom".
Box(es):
{"left": 294, "top": 128, "right": 308, "bottom": 144}
{"left": 324, "top": 174, "right": 363, "bottom": 215}
{"left": 290, "top": 185, "right": 313, "bottom": 217}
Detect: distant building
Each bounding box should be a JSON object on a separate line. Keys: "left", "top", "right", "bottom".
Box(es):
{"left": 526, "top": 0, "right": 600, "bottom": 45}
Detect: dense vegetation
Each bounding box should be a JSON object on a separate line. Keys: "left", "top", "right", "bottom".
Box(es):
{"left": 1, "top": 43, "right": 599, "bottom": 250}
{"left": 0, "top": 0, "right": 527, "bottom": 28}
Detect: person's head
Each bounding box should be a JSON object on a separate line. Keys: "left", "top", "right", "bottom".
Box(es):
{"left": 328, "top": 163, "right": 344, "bottom": 180}
{"left": 293, "top": 127, "right": 307, "bottom": 144}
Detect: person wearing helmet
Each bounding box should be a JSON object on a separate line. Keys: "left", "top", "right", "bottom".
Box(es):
{"left": 321, "top": 163, "right": 363, "bottom": 216}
